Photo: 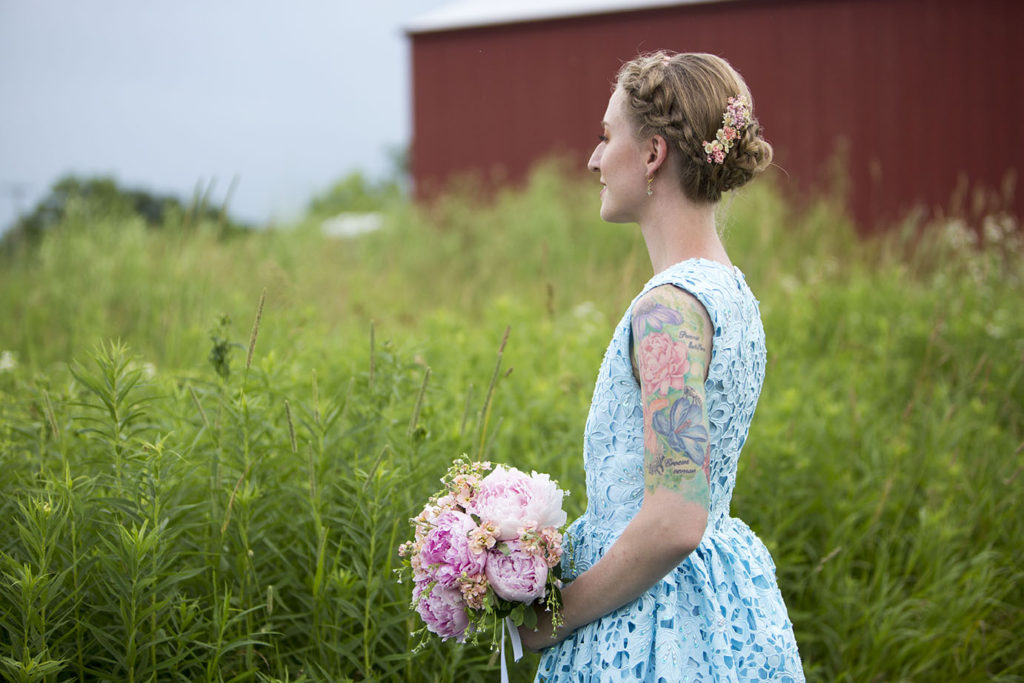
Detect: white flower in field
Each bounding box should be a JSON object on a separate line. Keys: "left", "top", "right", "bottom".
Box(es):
{"left": 127, "top": 360, "right": 157, "bottom": 378}
{"left": 779, "top": 275, "right": 800, "bottom": 294}
{"left": 321, "top": 212, "right": 383, "bottom": 238}
{"left": 572, "top": 301, "right": 606, "bottom": 338}
{"left": 982, "top": 213, "right": 1016, "bottom": 245}
{"left": 572, "top": 301, "right": 599, "bottom": 320}
{"left": 0, "top": 350, "right": 16, "bottom": 372}
{"left": 941, "top": 219, "right": 976, "bottom": 250}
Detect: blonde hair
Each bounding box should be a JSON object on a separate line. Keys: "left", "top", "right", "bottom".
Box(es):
{"left": 616, "top": 52, "right": 773, "bottom": 203}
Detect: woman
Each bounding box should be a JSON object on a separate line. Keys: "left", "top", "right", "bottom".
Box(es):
{"left": 520, "top": 52, "right": 804, "bottom": 681}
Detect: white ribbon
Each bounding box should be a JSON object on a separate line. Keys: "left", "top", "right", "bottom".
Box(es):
{"left": 500, "top": 616, "right": 524, "bottom": 683}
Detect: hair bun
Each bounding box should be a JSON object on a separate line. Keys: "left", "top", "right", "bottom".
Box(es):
{"left": 714, "top": 124, "right": 773, "bottom": 193}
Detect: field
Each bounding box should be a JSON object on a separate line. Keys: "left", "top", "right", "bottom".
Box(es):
{"left": 1, "top": 164, "right": 1022, "bottom": 682}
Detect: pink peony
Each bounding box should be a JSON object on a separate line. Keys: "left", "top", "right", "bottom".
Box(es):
{"left": 638, "top": 333, "right": 690, "bottom": 395}
{"left": 414, "top": 581, "right": 469, "bottom": 641}
{"left": 419, "top": 510, "right": 487, "bottom": 587}
{"left": 467, "top": 466, "right": 567, "bottom": 541}
{"left": 485, "top": 540, "right": 549, "bottom": 603}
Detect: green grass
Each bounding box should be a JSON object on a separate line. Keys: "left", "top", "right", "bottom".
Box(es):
{"left": 0, "top": 163, "right": 1021, "bottom": 681}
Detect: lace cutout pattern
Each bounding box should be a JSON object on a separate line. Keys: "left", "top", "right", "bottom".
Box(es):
{"left": 536, "top": 259, "right": 804, "bottom": 682}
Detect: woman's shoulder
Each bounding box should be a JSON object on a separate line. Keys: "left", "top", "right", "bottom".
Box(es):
{"left": 638, "top": 258, "right": 750, "bottom": 314}
{"left": 632, "top": 283, "right": 712, "bottom": 335}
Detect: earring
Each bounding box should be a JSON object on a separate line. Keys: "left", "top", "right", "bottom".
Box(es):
{"left": 646, "top": 175, "right": 654, "bottom": 197}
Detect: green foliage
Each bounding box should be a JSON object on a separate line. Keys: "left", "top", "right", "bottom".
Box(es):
{"left": 0, "top": 162, "right": 1021, "bottom": 681}
{"left": 306, "top": 171, "right": 403, "bottom": 217}
{"left": 1, "top": 174, "right": 247, "bottom": 257}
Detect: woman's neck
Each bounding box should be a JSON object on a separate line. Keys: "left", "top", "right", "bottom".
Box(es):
{"left": 638, "top": 195, "right": 730, "bottom": 274}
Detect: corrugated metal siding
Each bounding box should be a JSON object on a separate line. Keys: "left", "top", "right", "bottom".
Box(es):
{"left": 410, "top": 0, "right": 1024, "bottom": 230}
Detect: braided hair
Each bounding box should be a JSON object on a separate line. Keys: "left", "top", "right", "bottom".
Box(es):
{"left": 616, "top": 52, "right": 773, "bottom": 203}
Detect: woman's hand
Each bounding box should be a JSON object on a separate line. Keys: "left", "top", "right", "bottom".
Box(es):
{"left": 517, "top": 602, "right": 573, "bottom": 652}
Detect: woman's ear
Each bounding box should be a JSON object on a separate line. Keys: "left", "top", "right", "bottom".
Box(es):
{"left": 645, "top": 135, "right": 669, "bottom": 175}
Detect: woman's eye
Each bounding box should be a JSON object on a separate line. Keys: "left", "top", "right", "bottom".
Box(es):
{"left": 598, "top": 135, "right": 609, "bottom": 143}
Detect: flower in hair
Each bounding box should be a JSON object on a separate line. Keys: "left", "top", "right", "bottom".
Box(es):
{"left": 702, "top": 95, "right": 752, "bottom": 164}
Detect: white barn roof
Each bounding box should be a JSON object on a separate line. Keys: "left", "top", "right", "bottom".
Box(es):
{"left": 405, "top": 0, "right": 731, "bottom": 34}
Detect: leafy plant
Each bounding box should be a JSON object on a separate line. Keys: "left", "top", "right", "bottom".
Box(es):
{"left": 0, "top": 165, "right": 1020, "bottom": 681}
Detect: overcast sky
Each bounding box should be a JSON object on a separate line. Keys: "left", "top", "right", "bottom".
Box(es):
{"left": 0, "top": 1, "right": 449, "bottom": 229}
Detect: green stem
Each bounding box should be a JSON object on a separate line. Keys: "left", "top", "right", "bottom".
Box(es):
{"left": 476, "top": 326, "right": 510, "bottom": 460}
{"left": 363, "top": 519, "right": 377, "bottom": 676}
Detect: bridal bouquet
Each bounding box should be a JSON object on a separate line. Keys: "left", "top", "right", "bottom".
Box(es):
{"left": 398, "top": 458, "right": 567, "bottom": 646}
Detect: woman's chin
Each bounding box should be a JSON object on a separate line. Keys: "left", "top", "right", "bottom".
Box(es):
{"left": 599, "top": 205, "right": 633, "bottom": 224}
{"left": 599, "top": 200, "right": 619, "bottom": 223}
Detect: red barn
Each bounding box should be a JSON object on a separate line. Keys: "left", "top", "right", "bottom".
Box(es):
{"left": 406, "top": 0, "right": 1023, "bottom": 231}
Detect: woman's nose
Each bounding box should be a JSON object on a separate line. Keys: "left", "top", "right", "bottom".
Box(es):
{"left": 587, "top": 146, "right": 601, "bottom": 173}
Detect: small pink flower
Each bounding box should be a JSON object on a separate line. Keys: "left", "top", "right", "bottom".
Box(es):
{"left": 457, "top": 572, "right": 490, "bottom": 609}
{"left": 468, "top": 520, "right": 499, "bottom": 554}
{"left": 540, "top": 526, "right": 563, "bottom": 568}
{"left": 450, "top": 473, "right": 481, "bottom": 507}
{"left": 410, "top": 551, "right": 426, "bottom": 581}
{"left": 518, "top": 520, "right": 539, "bottom": 535}
{"left": 518, "top": 525, "right": 543, "bottom": 557}
{"left": 704, "top": 94, "right": 751, "bottom": 165}
{"left": 413, "top": 506, "right": 439, "bottom": 544}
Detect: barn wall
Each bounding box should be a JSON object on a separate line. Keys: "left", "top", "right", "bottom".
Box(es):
{"left": 409, "top": 0, "right": 1023, "bottom": 230}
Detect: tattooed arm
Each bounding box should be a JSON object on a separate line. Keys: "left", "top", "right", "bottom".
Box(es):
{"left": 632, "top": 285, "right": 712, "bottom": 512}
{"left": 520, "top": 285, "right": 712, "bottom": 650}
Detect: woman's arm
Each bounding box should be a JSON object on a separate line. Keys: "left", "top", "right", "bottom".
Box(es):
{"left": 520, "top": 284, "right": 713, "bottom": 650}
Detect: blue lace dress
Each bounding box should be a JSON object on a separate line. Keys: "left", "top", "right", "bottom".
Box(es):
{"left": 536, "top": 259, "right": 804, "bottom": 682}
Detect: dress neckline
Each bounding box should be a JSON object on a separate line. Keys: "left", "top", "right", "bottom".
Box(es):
{"left": 656, "top": 256, "right": 745, "bottom": 280}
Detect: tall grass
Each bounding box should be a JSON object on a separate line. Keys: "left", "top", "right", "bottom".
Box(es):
{"left": 0, "top": 163, "right": 1021, "bottom": 681}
